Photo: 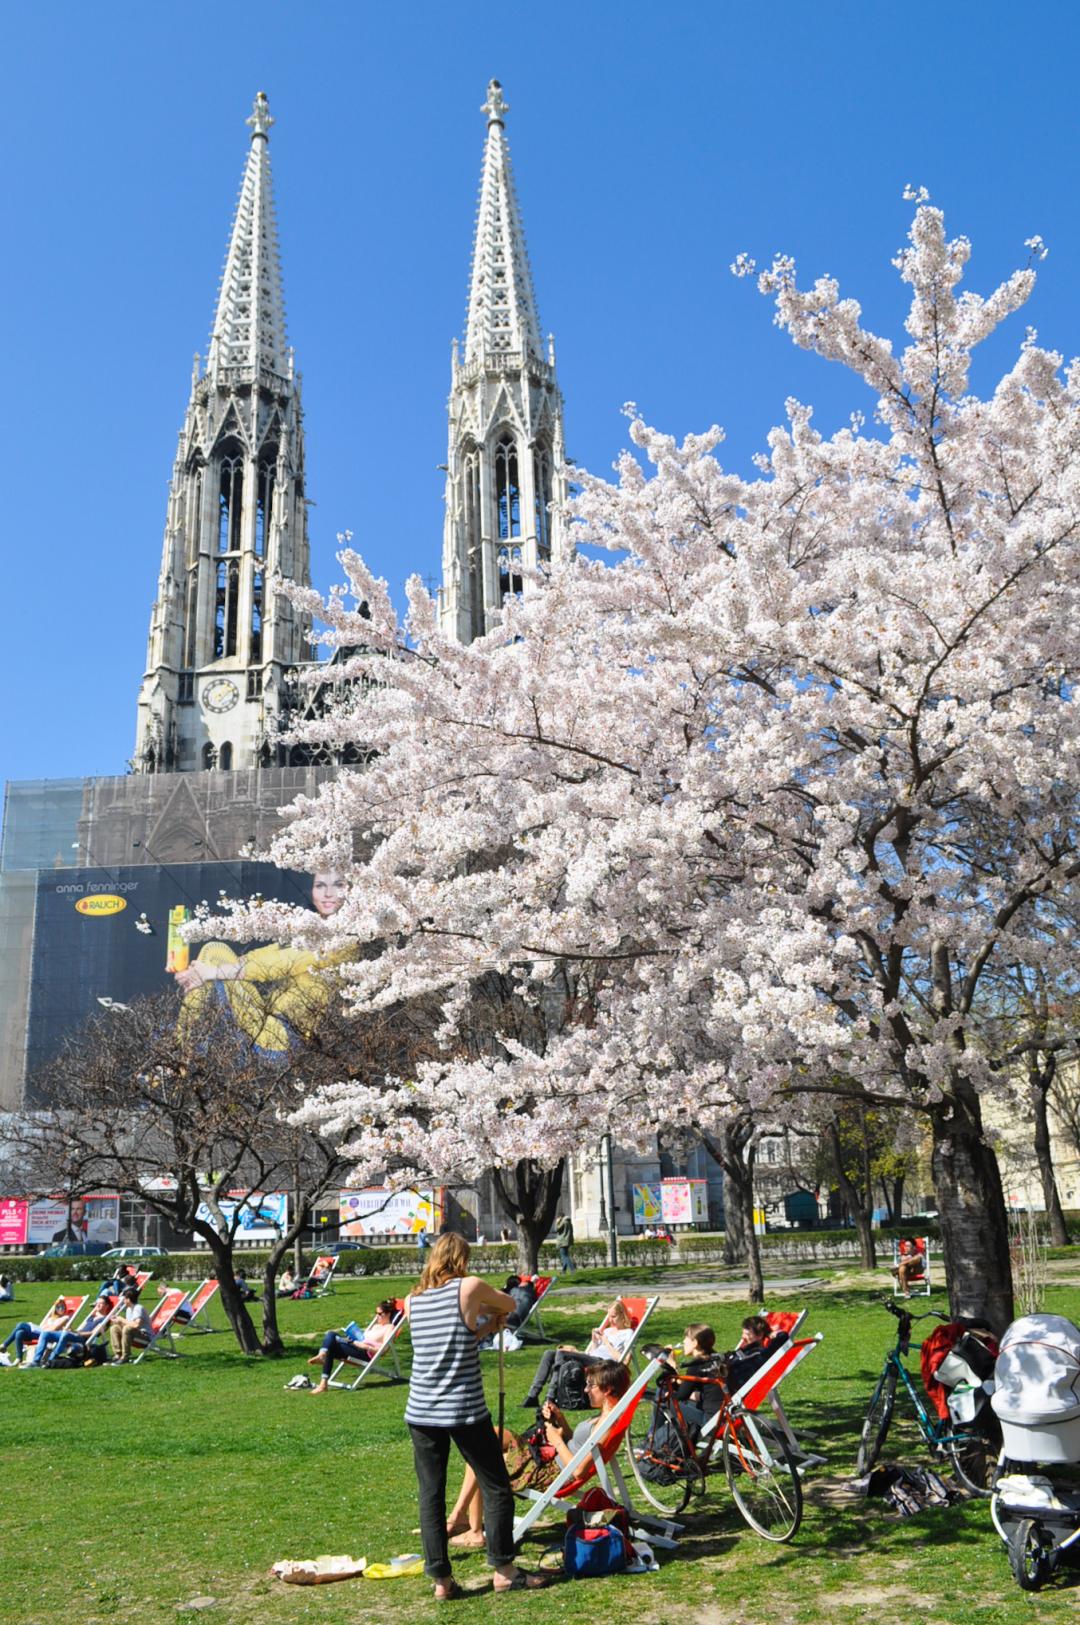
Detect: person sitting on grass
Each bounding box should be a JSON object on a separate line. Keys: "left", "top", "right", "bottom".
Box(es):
{"left": 521, "top": 1299, "right": 635, "bottom": 1408}
{"left": 277, "top": 1267, "right": 296, "bottom": 1298}
{"left": 234, "top": 1268, "right": 257, "bottom": 1303}
{"left": 447, "top": 1361, "right": 631, "bottom": 1547}
{"left": 306, "top": 1300, "right": 398, "bottom": 1394}
{"left": 0, "top": 1273, "right": 14, "bottom": 1303}
{"left": 0, "top": 1301, "right": 72, "bottom": 1366}
{"left": 33, "top": 1296, "right": 114, "bottom": 1367}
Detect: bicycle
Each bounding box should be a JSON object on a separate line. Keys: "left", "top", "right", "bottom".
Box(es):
{"left": 856, "top": 1299, "right": 1000, "bottom": 1494}
{"left": 625, "top": 1360, "right": 803, "bottom": 1540}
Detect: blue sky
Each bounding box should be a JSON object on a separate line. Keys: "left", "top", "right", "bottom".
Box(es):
{"left": 3, "top": 0, "right": 1078, "bottom": 783}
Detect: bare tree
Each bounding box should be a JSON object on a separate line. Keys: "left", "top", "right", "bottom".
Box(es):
{"left": 15, "top": 986, "right": 410, "bottom": 1354}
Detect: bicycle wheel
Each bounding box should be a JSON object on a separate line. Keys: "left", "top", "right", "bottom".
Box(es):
{"left": 855, "top": 1365, "right": 898, "bottom": 1476}
{"left": 624, "top": 1405, "right": 704, "bottom": 1516}
{"left": 948, "top": 1425, "right": 999, "bottom": 1496}
{"left": 721, "top": 1415, "right": 803, "bottom": 1541}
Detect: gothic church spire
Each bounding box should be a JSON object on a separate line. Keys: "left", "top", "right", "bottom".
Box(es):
{"left": 440, "top": 81, "right": 568, "bottom": 644}
{"left": 207, "top": 91, "right": 289, "bottom": 380}
{"left": 464, "top": 81, "right": 544, "bottom": 367}
{"left": 134, "top": 93, "right": 311, "bottom": 775}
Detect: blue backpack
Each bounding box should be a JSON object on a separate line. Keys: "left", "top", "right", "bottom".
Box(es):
{"left": 562, "top": 1492, "right": 633, "bottom": 1578}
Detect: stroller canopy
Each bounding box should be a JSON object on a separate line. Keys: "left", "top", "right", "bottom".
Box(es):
{"left": 990, "top": 1314, "right": 1080, "bottom": 1426}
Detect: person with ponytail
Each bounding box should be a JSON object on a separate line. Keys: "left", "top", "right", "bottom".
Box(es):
{"left": 404, "top": 1232, "right": 550, "bottom": 1599}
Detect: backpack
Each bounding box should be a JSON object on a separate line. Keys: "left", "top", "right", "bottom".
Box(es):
{"left": 550, "top": 1358, "right": 590, "bottom": 1410}
{"left": 563, "top": 1489, "right": 633, "bottom": 1578}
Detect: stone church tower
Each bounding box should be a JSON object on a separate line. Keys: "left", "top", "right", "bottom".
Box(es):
{"left": 133, "top": 93, "right": 311, "bottom": 774}
{"left": 439, "top": 81, "right": 569, "bottom": 643}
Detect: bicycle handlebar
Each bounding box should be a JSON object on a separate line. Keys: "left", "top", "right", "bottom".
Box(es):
{"left": 880, "top": 1296, "right": 951, "bottom": 1326}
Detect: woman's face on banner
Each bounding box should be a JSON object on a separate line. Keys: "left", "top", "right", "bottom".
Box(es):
{"left": 311, "top": 871, "right": 347, "bottom": 918}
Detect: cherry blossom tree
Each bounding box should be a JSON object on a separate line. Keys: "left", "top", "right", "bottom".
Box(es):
{"left": 226, "top": 202, "right": 1079, "bottom": 1330}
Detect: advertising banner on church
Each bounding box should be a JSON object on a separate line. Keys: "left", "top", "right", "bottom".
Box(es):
{"left": 25, "top": 861, "right": 331, "bottom": 1097}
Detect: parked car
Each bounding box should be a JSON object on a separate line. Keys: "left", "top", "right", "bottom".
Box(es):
{"left": 41, "top": 1241, "right": 110, "bottom": 1258}
{"left": 100, "top": 1246, "right": 170, "bottom": 1260}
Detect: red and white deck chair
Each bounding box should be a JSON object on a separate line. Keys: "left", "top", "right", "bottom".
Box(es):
{"left": 179, "top": 1279, "right": 220, "bottom": 1334}
{"left": 130, "top": 1288, "right": 188, "bottom": 1362}
{"left": 328, "top": 1299, "right": 408, "bottom": 1390}
{"left": 698, "top": 1324, "right": 825, "bottom": 1472}
{"left": 512, "top": 1357, "right": 681, "bottom": 1544}
{"left": 484, "top": 1276, "right": 556, "bottom": 1350}
{"left": 70, "top": 1293, "right": 122, "bottom": 1352}
{"left": 293, "top": 1255, "right": 338, "bottom": 1299}
{"left": 20, "top": 1296, "right": 87, "bottom": 1361}
{"left": 892, "top": 1235, "right": 931, "bottom": 1298}
{"left": 615, "top": 1295, "right": 660, "bottom": 1371}
{"left": 515, "top": 1275, "right": 555, "bottom": 1344}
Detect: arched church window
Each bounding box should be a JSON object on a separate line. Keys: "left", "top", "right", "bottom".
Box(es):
{"left": 495, "top": 434, "right": 520, "bottom": 540}
{"left": 533, "top": 447, "right": 552, "bottom": 557}
{"left": 255, "top": 454, "right": 276, "bottom": 559}
{"left": 251, "top": 569, "right": 264, "bottom": 663}
{"left": 202, "top": 742, "right": 217, "bottom": 770}
{"left": 186, "top": 469, "right": 203, "bottom": 568}
{"left": 183, "top": 572, "right": 199, "bottom": 669}
{"left": 218, "top": 452, "right": 244, "bottom": 554}
{"left": 497, "top": 546, "right": 523, "bottom": 604}
{"left": 218, "top": 742, "right": 232, "bottom": 771}
{"left": 214, "top": 558, "right": 240, "bottom": 659}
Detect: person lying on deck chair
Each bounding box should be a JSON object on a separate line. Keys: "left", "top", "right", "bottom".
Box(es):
{"left": 1, "top": 1302, "right": 71, "bottom": 1365}
{"left": 520, "top": 1299, "right": 634, "bottom": 1408}
{"left": 504, "top": 1275, "right": 537, "bottom": 1331}
{"left": 32, "top": 1297, "right": 115, "bottom": 1367}
{"left": 447, "top": 1360, "right": 631, "bottom": 1547}
{"left": 306, "top": 1300, "right": 398, "bottom": 1394}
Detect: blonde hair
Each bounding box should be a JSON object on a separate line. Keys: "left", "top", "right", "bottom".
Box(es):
{"left": 416, "top": 1231, "right": 470, "bottom": 1294}
{"left": 608, "top": 1300, "right": 632, "bottom": 1330}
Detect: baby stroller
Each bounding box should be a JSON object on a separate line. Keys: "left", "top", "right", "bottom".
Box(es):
{"left": 989, "top": 1313, "right": 1080, "bottom": 1590}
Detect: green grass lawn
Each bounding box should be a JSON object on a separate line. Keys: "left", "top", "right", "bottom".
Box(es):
{"left": 2, "top": 1270, "right": 1080, "bottom": 1624}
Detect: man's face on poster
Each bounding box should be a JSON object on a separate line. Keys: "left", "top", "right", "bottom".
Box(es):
{"left": 69, "top": 1198, "right": 86, "bottom": 1231}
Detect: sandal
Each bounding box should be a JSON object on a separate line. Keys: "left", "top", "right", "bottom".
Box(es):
{"left": 494, "top": 1569, "right": 551, "bottom": 1592}
{"left": 434, "top": 1579, "right": 463, "bottom": 1602}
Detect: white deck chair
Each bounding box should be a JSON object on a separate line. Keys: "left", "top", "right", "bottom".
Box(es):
{"left": 327, "top": 1300, "right": 408, "bottom": 1390}
{"left": 512, "top": 1358, "right": 681, "bottom": 1544}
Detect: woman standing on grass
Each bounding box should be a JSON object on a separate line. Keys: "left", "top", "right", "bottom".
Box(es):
{"left": 404, "top": 1232, "right": 550, "bottom": 1599}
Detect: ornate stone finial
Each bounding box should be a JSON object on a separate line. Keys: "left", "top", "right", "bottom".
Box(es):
{"left": 482, "top": 79, "right": 509, "bottom": 126}
{"left": 247, "top": 90, "right": 274, "bottom": 141}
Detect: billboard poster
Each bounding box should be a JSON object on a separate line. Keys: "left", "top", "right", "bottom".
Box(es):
{"left": 25, "top": 861, "right": 335, "bottom": 1095}
{"left": 660, "top": 1178, "right": 708, "bottom": 1227}
{"left": 0, "top": 1198, "right": 28, "bottom": 1247}
{"left": 631, "top": 1183, "right": 662, "bottom": 1226}
{"left": 195, "top": 1190, "right": 289, "bottom": 1243}
{"left": 26, "top": 1194, "right": 120, "bottom": 1245}
{"left": 339, "top": 1187, "right": 442, "bottom": 1238}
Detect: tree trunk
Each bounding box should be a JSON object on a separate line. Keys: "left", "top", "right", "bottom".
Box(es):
{"left": 723, "top": 1185, "right": 747, "bottom": 1266}
{"left": 200, "top": 1230, "right": 261, "bottom": 1354}
{"left": 705, "top": 1124, "right": 764, "bottom": 1303}
{"left": 826, "top": 1119, "right": 877, "bottom": 1270}
{"left": 491, "top": 1159, "right": 565, "bottom": 1276}
{"left": 929, "top": 1082, "right": 1013, "bottom": 1332}
{"left": 1030, "top": 1069, "right": 1070, "bottom": 1248}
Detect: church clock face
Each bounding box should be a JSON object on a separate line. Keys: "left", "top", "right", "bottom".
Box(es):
{"left": 202, "top": 678, "right": 240, "bottom": 714}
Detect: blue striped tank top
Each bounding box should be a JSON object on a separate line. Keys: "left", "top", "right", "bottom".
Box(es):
{"left": 404, "top": 1277, "right": 488, "bottom": 1428}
